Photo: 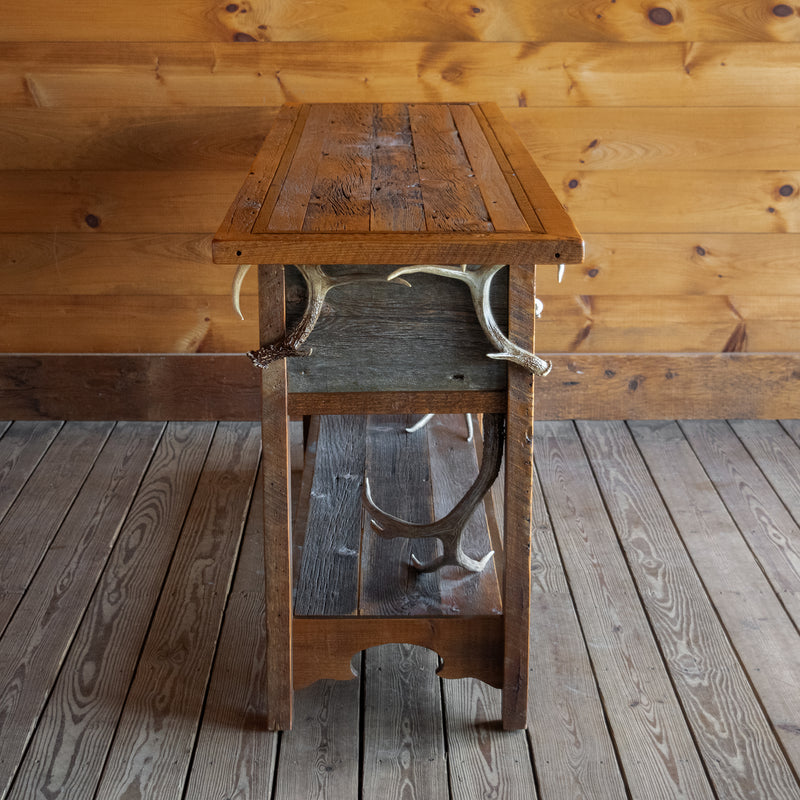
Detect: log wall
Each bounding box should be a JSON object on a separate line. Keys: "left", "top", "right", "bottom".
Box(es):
{"left": 1, "top": 1, "right": 799, "bottom": 418}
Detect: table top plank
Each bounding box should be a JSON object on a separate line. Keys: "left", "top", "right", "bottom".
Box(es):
{"left": 370, "top": 103, "right": 426, "bottom": 232}
{"left": 448, "top": 103, "right": 531, "bottom": 234}
{"left": 258, "top": 104, "right": 330, "bottom": 232}
{"left": 302, "top": 103, "right": 374, "bottom": 233}
{"left": 214, "top": 102, "right": 583, "bottom": 266}
{"left": 407, "top": 103, "right": 492, "bottom": 233}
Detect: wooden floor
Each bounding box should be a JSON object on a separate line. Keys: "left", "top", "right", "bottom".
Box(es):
{"left": 0, "top": 417, "right": 799, "bottom": 799}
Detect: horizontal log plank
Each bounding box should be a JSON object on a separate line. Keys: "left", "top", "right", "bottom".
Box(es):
{"left": 1, "top": 168, "right": 797, "bottom": 235}
{"left": 1, "top": 353, "right": 798, "bottom": 420}
{"left": 4, "top": 293, "right": 799, "bottom": 354}
{"left": 506, "top": 107, "right": 800, "bottom": 172}
{"left": 2, "top": 232, "right": 799, "bottom": 298}
{"left": 3, "top": 107, "right": 800, "bottom": 174}
{"left": 2, "top": 43, "right": 799, "bottom": 108}
{"left": 2, "top": 0, "right": 799, "bottom": 42}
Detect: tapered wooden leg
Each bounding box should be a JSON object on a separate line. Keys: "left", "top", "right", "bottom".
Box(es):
{"left": 259, "top": 264, "right": 293, "bottom": 730}
{"left": 502, "top": 264, "right": 535, "bottom": 730}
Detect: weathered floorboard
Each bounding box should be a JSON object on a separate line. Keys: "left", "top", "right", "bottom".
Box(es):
{"left": 0, "top": 422, "right": 164, "bottom": 800}
{"left": 8, "top": 422, "right": 214, "bottom": 800}
{"left": 535, "top": 421, "right": 715, "bottom": 799}
{"left": 580, "top": 420, "right": 799, "bottom": 800}
{"left": 630, "top": 420, "right": 800, "bottom": 776}
{"left": 0, "top": 419, "right": 798, "bottom": 798}
{"left": 91, "top": 422, "right": 261, "bottom": 800}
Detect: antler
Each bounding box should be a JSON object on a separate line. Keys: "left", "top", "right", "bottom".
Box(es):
{"left": 386, "top": 264, "right": 551, "bottom": 376}
{"left": 363, "top": 413, "right": 505, "bottom": 573}
{"left": 235, "top": 265, "right": 409, "bottom": 368}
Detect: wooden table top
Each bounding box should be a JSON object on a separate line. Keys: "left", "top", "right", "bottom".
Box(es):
{"left": 213, "top": 102, "right": 583, "bottom": 266}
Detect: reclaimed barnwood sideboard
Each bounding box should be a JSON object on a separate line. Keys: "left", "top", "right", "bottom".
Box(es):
{"left": 213, "top": 102, "right": 583, "bottom": 730}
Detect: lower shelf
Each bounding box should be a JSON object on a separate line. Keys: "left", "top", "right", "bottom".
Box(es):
{"left": 290, "top": 414, "right": 506, "bottom": 686}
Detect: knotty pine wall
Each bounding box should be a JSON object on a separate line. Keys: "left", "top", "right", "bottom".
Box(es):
{"left": 1, "top": 1, "right": 799, "bottom": 418}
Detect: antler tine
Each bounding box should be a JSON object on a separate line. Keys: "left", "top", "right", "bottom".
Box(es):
{"left": 387, "top": 264, "right": 552, "bottom": 376}
{"left": 362, "top": 413, "right": 505, "bottom": 573}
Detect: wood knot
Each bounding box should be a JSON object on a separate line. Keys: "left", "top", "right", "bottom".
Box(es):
{"left": 648, "top": 7, "right": 674, "bottom": 25}
{"left": 85, "top": 214, "right": 100, "bottom": 229}
{"left": 773, "top": 4, "right": 793, "bottom": 16}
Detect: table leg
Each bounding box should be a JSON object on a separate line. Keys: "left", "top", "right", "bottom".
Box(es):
{"left": 503, "top": 263, "right": 535, "bottom": 730}
{"left": 258, "top": 264, "right": 293, "bottom": 730}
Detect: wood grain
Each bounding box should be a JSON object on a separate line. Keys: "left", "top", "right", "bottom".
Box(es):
{"left": 535, "top": 421, "right": 716, "bottom": 798}
{"left": 184, "top": 471, "right": 279, "bottom": 800}
{"left": 0, "top": 422, "right": 113, "bottom": 630}
{"left": 258, "top": 265, "right": 294, "bottom": 731}
{"left": 680, "top": 420, "right": 800, "bottom": 628}
{"left": 527, "top": 456, "right": 628, "bottom": 798}
{"left": 501, "top": 264, "right": 535, "bottom": 730}
{"left": 579, "top": 420, "right": 799, "bottom": 800}
{"left": 4, "top": 43, "right": 798, "bottom": 109}
{"left": 630, "top": 420, "right": 800, "bottom": 774}
{"left": 0, "top": 422, "right": 164, "bottom": 800}
{"left": 0, "top": 420, "right": 61, "bottom": 523}
{"left": 3, "top": 0, "right": 800, "bottom": 43}
{"left": 3, "top": 353, "right": 800, "bottom": 421}
{"left": 10, "top": 422, "right": 215, "bottom": 800}
{"left": 92, "top": 422, "right": 261, "bottom": 800}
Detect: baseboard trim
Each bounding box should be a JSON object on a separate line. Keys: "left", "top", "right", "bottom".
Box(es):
{"left": 1, "top": 353, "right": 798, "bottom": 420}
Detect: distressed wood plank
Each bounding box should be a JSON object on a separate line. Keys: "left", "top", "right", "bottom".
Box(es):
{"left": 0, "top": 421, "right": 113, "bottom": 630}
{"left": 728, "top": 419, "right": 800, "bottom": 530}
{"left": 680, "top": 420, "right": 800, "bottom": 628}
{"left": 302, "top": 103, "right": 374, "bottom": 233}
{"left": 0, "top": 422, "right": 164, "bottom": 800}
{"left": 370, "top": 103, "right": 426, "bottom": 232}
{"left": 527, "top": 456, "right": 628, "bottom": 798}
{"left": 0, "top": 420, "right": 61, "bottom": 524}
{"left": 294, "top": 415, "right": 367, "bottom": 617}
{"left": 362, "top": 642, "right": 449, "bottom": 800}
{"left": 92, "top": 422, "right": 261, "bottom": 800}
{"left": 9, "top": 422, "right": 214, "bottom": 800}
{"left": 630, "top": 420, "right": 800, "bottom": 774}
{"left": 258, "top": 265, "right": 294, "bottom": 732}
{"left": 360, "top": 415, "right": 440, "bottom": 617}
{"left": 184, "top": 471, "right": 279, "bottom": 800}
{"left": 449, "top": 104, "right": 529, "bottom": 232}
{"left": 580, "top": 420, "right": 800, "bottom": 800}
{"left": 408, "top": 103, "right": 492, "bottom": 232}
{"left": 535, "top": 420, "right": 715, "bottom": 799}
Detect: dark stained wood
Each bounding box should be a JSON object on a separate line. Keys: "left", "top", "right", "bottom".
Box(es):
{"left": 0, "top": 422, "right": 164, "bottom": 799}
{"left": 579, "top": 420, "right": 800, "bottom": 799}
{"left": 360, "top": 415, "right": 439, "bottom": 617}
{"left": 0, "top": 420, "right": 61, "bottom": 523}
{"left": 92, "top": 422, "right": 261, "bottom": 800}
{"left": 10, "top": 422, "right": 215, "bottom": 800}
{"left": 4, "top": 353, "right": 800, "bottom": 421}
{"left": 283, "top": 264, "right": 508, "bottom": 397}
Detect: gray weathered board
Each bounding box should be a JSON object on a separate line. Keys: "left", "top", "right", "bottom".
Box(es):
{"left": 284, "top": 266, "right": 509, "bottom": 394}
